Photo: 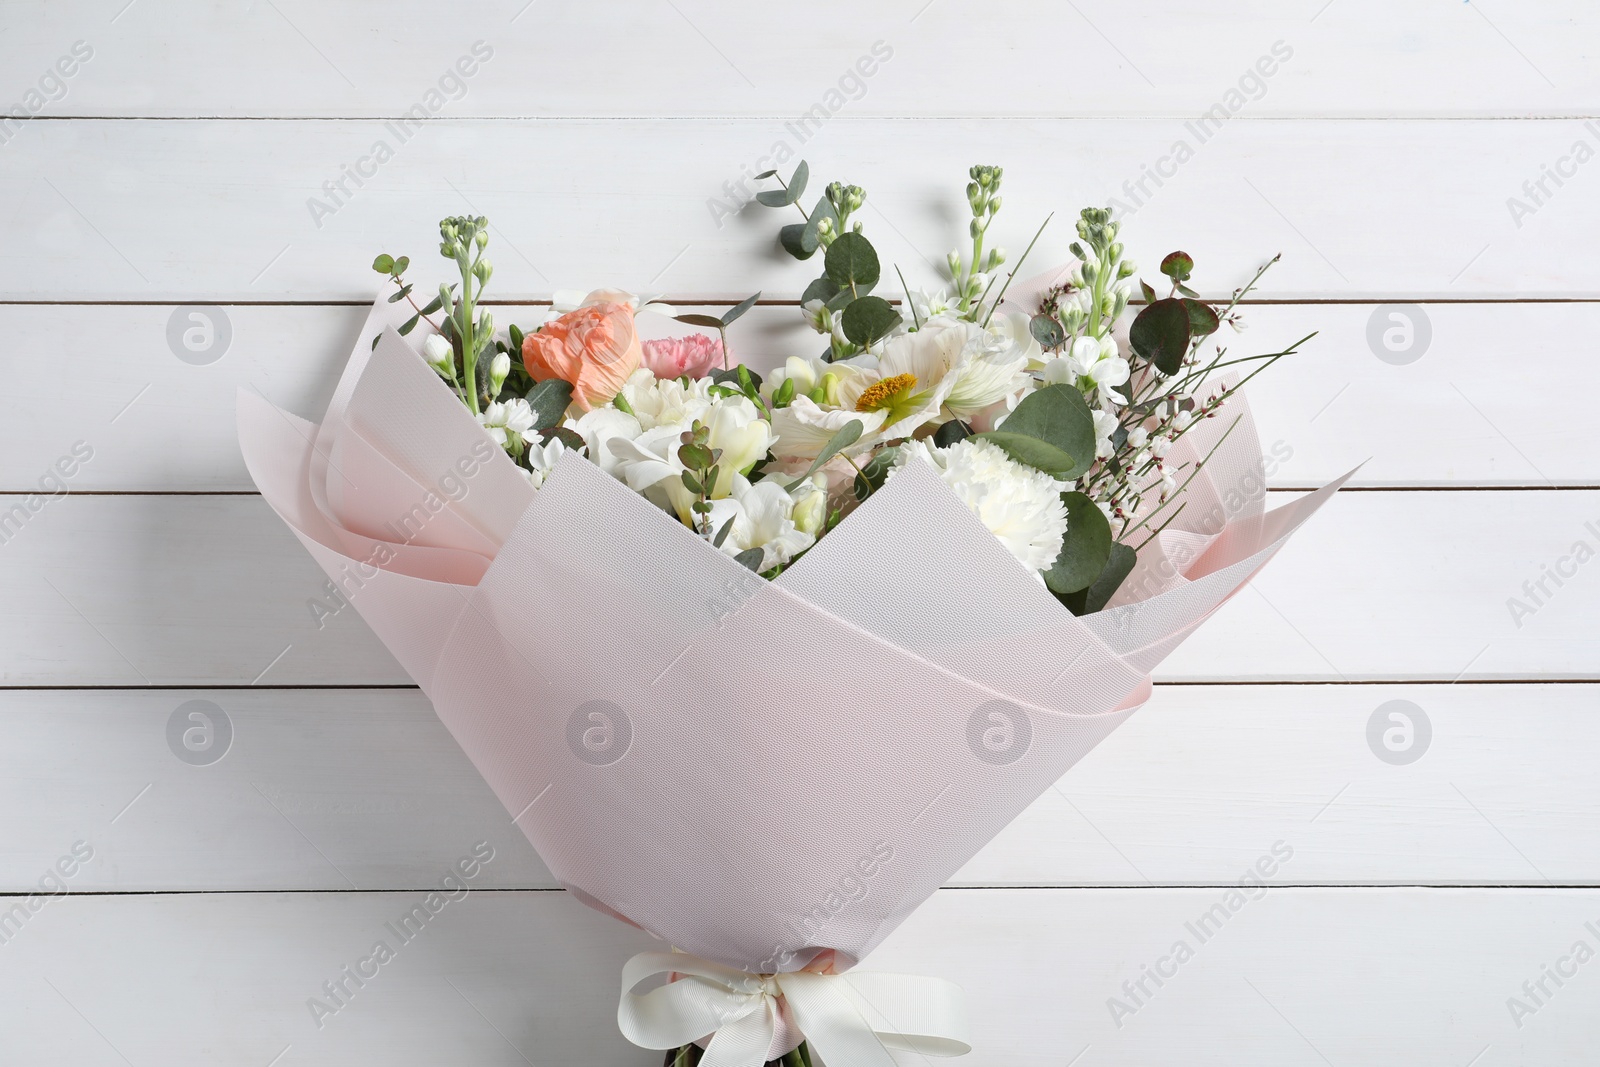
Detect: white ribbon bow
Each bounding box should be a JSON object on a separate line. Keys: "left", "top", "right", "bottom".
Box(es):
{"left": 618, "top": 951, "right": 971, "bottom": 1067}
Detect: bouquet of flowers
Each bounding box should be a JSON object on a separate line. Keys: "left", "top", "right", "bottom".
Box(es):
{"left": 238, "top": 163, "right": 1349, "bottom": 1067}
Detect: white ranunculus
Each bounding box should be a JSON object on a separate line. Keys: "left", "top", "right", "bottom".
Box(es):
{"left": 896, "top": 437, "right": 1069, "bottom": 573}
{"left": 618, "top": 368, "right": 714, "bottom": 431}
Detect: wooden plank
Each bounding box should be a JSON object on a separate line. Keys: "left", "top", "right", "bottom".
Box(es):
{"left": 2, "top": 1, "right": 1595, "bottom": 118}
{"left": 0, "top": 887, "right": 1594, "bottom": 1065}
{"left": 1, "top": 490, "right": 1594, "bottom": 686}
{"left": 1, "top": 118, "right": 1592, "bottom": 300}
{"left": 3, "top": 300, "right": 1592, "bottom": 492}
{"left": 1, "top": 684, "right": 1594, "bottom": 893}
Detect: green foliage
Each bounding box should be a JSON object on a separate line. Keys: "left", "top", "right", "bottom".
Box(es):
{"left": 1059, "top": 542, "right": 1137, "bottom": 616}
{"left": 840, "top": 295, "right": 900, "bottom": 346}
{"left": 797, "top": 419, "right": 863, "bottom": 483}
{"left": 974, "top": 383, "right": 1095, "bottom": 479}
{"left": 1043, "top": 492, "right": 1112, "bottom": 596}
{"left": 525, "top": 378, "right": 574, "bottom": 430}
{"left": 1160, "top": 251, "right": 1194, "bottom": 283}
{"left": 824, "top": 232, "right": 880, "bottom": 292}
{"left": 1130, "top": 298, "right": 1191, "bottom": 375}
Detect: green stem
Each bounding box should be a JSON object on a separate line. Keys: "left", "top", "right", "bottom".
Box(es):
{"left": 980, "top": 212, "right": 1051, "bottom": 328}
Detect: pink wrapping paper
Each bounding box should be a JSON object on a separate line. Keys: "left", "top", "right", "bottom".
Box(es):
{"left": 238, "top": 295, "right": 1351, "bottom": 979}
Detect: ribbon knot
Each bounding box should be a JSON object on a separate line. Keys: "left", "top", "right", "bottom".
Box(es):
{"left": 618, "top": 951, "right": 970, "bottom": 1067}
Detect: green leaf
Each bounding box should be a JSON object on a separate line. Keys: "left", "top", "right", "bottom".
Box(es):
{"left": 398, "top": 313, "right": 419, "bottom": 336}
{"left": 787, "top": 161, "right": 809, "bottom": 204}
{"left": 372, "top": 253, "right": 395, "bottom": 274}
{"left": 779, "top": 223, "right": 818, "bottom": 261}
{"left": 756, "top": 188, "right": 792, "bottom": 207}
{"left": 973, "top": 432, "right": 1078, "bottom": 477}
{"left": 421, "top": 292, "right": 446, "bottom": 316}
{"left": 387, "top": 284, "right": 412, "bottom": 304}
{"left": 713, "top": 516, "right": 736, "bottom": 548}
{"left": 721, "top": 291, "right": 761, "bottom": 327}
{"left": 733, "top": 548, "right": 765, "bottom": 572}
{"left": 1043, "top": 492, "right": 1112, "bottom": 595}
{"left": 681, "top": 471, "right": 704, "bottom": 495}
{"left": 525, "top": 378, "right": 574, "bottom": 431}
{"left": 853, "top": 445, "right": 897, "bottom": 500}
{"left": 542, "top": 426, "right": 586, "bottom": 452}
{"left": 679, "top": 442, "right": 715, "bottom": 470}
{"left": 840, "top": 295, "right": 900, "bottom": 346}
{"left": 508, "top": 323, "right": 524, "bottom": 350}
{"left": 1129, "top": 298, "right": 1191, "bottom": 375}
{"left": 824, "top": 288, "right": 855, "bottom": 313}
{"left": 803, "top": 194, "right": 838, "bottom": 247}
{"left": 1139, "top": 279, "right": 1157, "bottom": 303}
{"left": 1160, "top": 251, "right": 1194, "bottom": 282}
{"left": 932, "top": 419, "right": 971, "bottom": 448}
{"left": 824, "top": 231, "right": 881, "bottom": 291}
{"left": 394, "top": 256, "right": 410, "bottom": 273}
{"left": 1182, "top": 298, "right": 1220, "bottom": 339}
{"left": 975, "top": 383, "right": 1096, "bottom": 479}
{"left": 1029, "top": 314, "right": 1065, "bottom": 349}
{"left": 798, "top": 419, "right": 864, "bottom": 483}
{"left": 754, "top": 169, "right": 777, "bottom": 180}
{"left": 801, "top": 277, "right": 840, "bottom": 305}
{"left": 674, "top": 313, "right": 725, "bottom": 329}
{"left": 1060, "top": 541, "right": 1137, "bottom": 616}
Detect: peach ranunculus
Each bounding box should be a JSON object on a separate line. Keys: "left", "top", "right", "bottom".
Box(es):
{"left": 639, "top": 333, "right": 724, "bottom": 380}
{"left": 522, "top": 302, "right": 641, "bottom": 410}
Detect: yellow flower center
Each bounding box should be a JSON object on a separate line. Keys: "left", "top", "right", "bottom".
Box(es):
{"left": 855, "top": 373, "right": 919, "bottom": 413}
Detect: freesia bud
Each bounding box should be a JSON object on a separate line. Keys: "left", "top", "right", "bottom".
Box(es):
{"left": 489, "top": 351, "right": 511, "bottom": 393}
{"left": 422, "top": 333, "right": 453, "bottom": 375}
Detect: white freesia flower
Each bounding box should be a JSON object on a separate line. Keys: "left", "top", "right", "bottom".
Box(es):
{"left": 422, "top": 333, "right": 454, "bottom": 374}
{"left": 895, "top": 437, "right": 1069, "bottom": 572}
{"left": 606, "top": 395, "right": 774, "bottom": 523}
{"left": 790, "top": 475, "right": 829, "bottom": 536}
{"left": 478, "top": 400, "right": 535, "bottom": 449}
{"left": 911, "top": 288, "right": 958, "bottom": 322}
{"left": 705, "top": 476, "right": 816, "bottom": 571}
{"left": 523, "top": 434, "right": 567, "bottom": 489}
{"left": 569, "top": 406, "right": 643, "bottom": 477}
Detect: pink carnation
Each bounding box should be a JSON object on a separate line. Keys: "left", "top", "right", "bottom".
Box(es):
{"left": 640, "top": 333, "right": 724, "bottom": 379}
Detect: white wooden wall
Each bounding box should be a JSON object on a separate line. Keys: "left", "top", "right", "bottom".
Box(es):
{"left": 3, "top": 2, "right": 1597, "bottom": 1063}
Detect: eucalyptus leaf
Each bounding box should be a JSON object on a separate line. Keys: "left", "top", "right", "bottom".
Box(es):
{"left": 756, "top": 189, "right": 793, "bottom": 207}
{"left": 1029, "top": 313, "right": 1065, "bottom": 349}
{"left": 733, "top": 548, "right": 765, "bottom": 572}
{"left": 853, "top": 445, "right": 897, "bottom": 500}
{"left": 1130, "top": 298, "right": 1191, "bottom": 376}
{"left": 1060, "top": 541, "right": 1137, "bottom": 616}
{"left": 398, "top": 314, "right": 419, "bottom": 336}
{"left": 1182, "top": 298, "right": 1220, "bottom": 338}
{"left": 713, "top": 516, "right": 736, "bottom": 548}
{"left": 525, "top": 378, "right": 575, "bottom": 430}
{"left": 787, "top": 161, "right": 809, "bottom": 204}
{"left": 972, "top": 432, "right": 1077, "bottom": 477}
{"left": 674, "top": 313, "right": 725, "bottom": 329}
{"left": 753, "top": 169, "right": 777, "bottom": 180}
{"left": 542, "top": 426, "right": 586, "bottom": 452}
{"left": 803, "top": 194, "right": 838, "bottom": 252}
{"left": 1043, "top": 492, "right": 1113, "bottom": 596}
{"left": 1161, "top": 251, "right": 1194, "bottom": 282}
{"left": 840, "top": 295, "right": 901, "bottom": 346}
{"left": 975, "top": 383, "right": 1096, "bottom": 479}
{"left": 798, "top": 419, "right": 864, "bottom": 483}
{"left": 824, "top": 231, "right": 881, "bottom": 291}
{"left": 801, "top": 277, "right": 840, "bottom": 305}
{"left": 372, "top": 254, "right": 394, "bottom": 273}
{"left": 932, "top": 419, "right": 971, "bottom": 448}
{"left": 721, "top": 291, "right": 761, "bottom": 326}
{"left": 779, "top": 223, "right": 817, "bottom": 261}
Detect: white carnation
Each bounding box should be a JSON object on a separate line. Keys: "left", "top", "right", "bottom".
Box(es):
{"left": 897, "top": 437, "right": 1068, "bottom": 572}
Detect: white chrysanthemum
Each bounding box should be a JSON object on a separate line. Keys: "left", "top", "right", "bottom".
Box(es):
{"left": 897, "top": 437, "right": 1068, "bottom": 572}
